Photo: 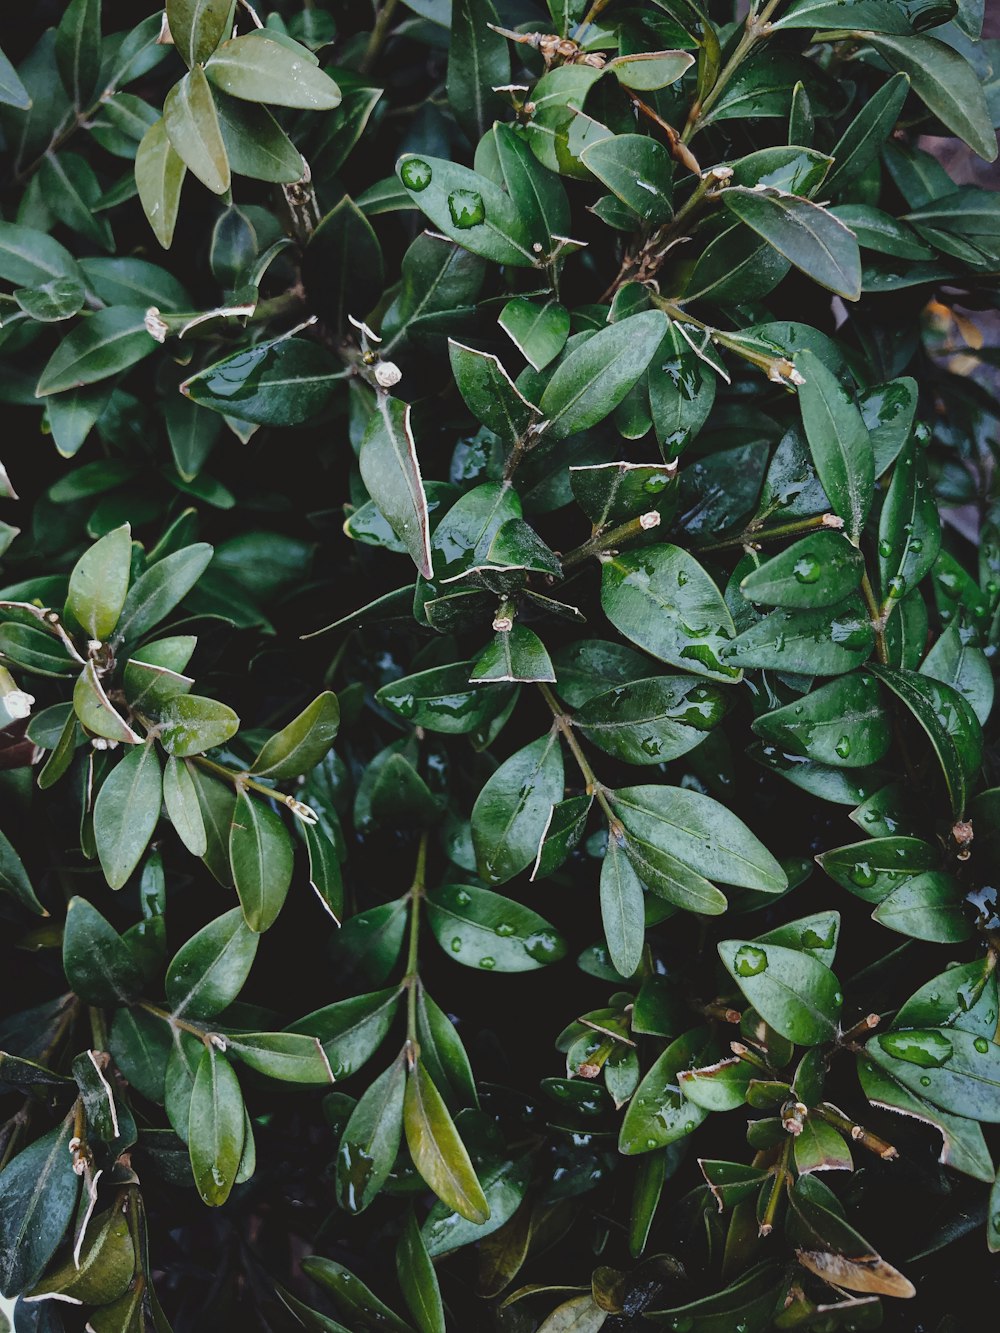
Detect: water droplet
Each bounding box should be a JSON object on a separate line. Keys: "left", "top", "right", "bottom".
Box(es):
{"left": 878, "top": 1030, "right": 954, "bottom": 1068}
{"left": 910, "top": 538, "right": 923, "bottom": 553}
{"left": 850, "top": 861, "right": 877, "bottom": 889}
{"left": 495, "top": 922, "right": 515, "bottom": 937}
{"left": 887, "top": 574, "right": 906, "bottom": 599}
{"left": 734, "top": 944, "right": 768, "bottom": 977}
{"left": 450, "top": 937, "right": 462, "bottom": 953}
{"left": 400, "top": 157, "right": 432, "bottom": 190}
{"left": 677, "top": 570, "right": 688, "bottom": 586}
{"left": 448, "top": 189, "right": 485, "bottom": 228}
{"left": 479, "top": 956, "right": 495, "bottom": 970}
{"left": 454, "top": 889, "right": 471, "bottom": 907}
{"left": 834, "top": 735, "right": 851, "bottom": 758}
{"left": 974, "top": 1037, "right": 990, "bottom": 1054}
{"left": 919, "top": 1075, "right": 931, "bottom": 1087}
{"left": 878, "top": 539, "right": 893, "bottom": 558}
{"left": 793, "top": 554, "right": 821, "bottom": 584}
{"left": 524, "top": 930, "right": 562, "bottom": 962}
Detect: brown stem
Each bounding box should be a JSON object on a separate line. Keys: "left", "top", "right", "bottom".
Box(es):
{"left": 361, "top": 0, "right": 401, "bottom": 74}
{"left": 625, "top": 91, "right": 701, "bottom": 175}
{"left": 561, "top": 510, "right": 664, "bottom": 570}
{"left": 860, "top": 571, "right": 890, "bottom": 665}
{"left": 695, "top": 512, "right": 845, "bottom": 554}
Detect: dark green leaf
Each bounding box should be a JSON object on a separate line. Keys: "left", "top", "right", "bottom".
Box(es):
{"left": 165, "top": 907, "right": 259, "bottom": 1019}
{"left": 189, "top": 1045, "right": 246, "bottom": 1206}
{"left": 230, "top": 789, "right": 294, "bottom": 932}
{"left": 360, "top": 396, "right": 433, "bottom": 579}
{"left": 795, "top": 350, "right": 873, "bottom": 543}
{"left": 739, "top": 530, "right": 864, "bottom": 609}
{"left": 471, "top": 733, "right": 564, "bottom": 884}
{"left": 335, "top": 1058, "right": 406, "bottom": 1213}
{"left": 94, "top": 743, "right": 163, "bottom": 890}
{"left": 206, "top": 34, "right": 342, "bottom": 110}
{"left": 427, "top": 883, "right": 566, "bottom": 972}
{"left": 721, "top": 187, "right": 861, "bottom": 299}
{"left": 63, "top": 895, "right": 145, "bottom": 1004}
{"left": 36, "top": 308, "right": 154, "bottom": 396}
{"left": 718, "top": 939, "right": 842, "bottom": 1045}
{"left": 752, "top": 672, "right": 890, "bottom": 767}
{"left": 404, "top": 1060, "right": 489, "bottom": 1223}
{"left": 0, "top": 1118, "right": 80, "bottom": 1296}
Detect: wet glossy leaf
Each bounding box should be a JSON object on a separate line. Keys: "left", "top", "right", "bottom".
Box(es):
{"left": 167, "top": 0, "right": 233, "bottom": 67}
{"left": 872, "top": 871, "right": 972, "bottom": 942}
{"left": 601, "top": 545, "right": 740, "bottom": 684}
{"left": 619, "top": 1028, "right": 710, "bottom": 1154}
{"left": 206, "top": 34, "right": 341, "bottom": 109}
{"left": 721, "top": 187, "right": 861, "bottom": 299}
{"left": 94, "top": 743, "right": 162, "bottom": 889}
{"left": 427, "top": 883, "right": 566, "bottom": 972}
{"left": 159, "top": 693, "right": 240, "bottom": 756}
{"left": 740, "top": 531, "right": 863, "bottom": 609}
{"left": 447, "top": 0, "right": 509, "bottom": 143}
{"left": 870, "top": 664, "right": 982, "bottom": 817}
{"left": 0, "top": 1118, "right": 80, "bottom": 1296}
{"left": 795, "top": 350, "right": 873, "bottom": 543}
{"left": 0, "top": 827, "right": 45, "bottom": 915}
{"left": 921, "top": 623, "right": 994, "bottom": 726}
{"left": 576, "top": 675, "right": 728, "bottom": 765}
{"left": 720, "top": 597, "right": 874, "bottom": 676}
{"left": 250, "top": 692, "right": 339, "bottom": 779}
{"left": 165, "top": 907, "right": 259, "bottom": 1019}
{"left": 164, "top": 66, "right": 230, "bottom": 196}
{"left": 397, "top": 152, "right": 536, "bottom": 267}
{"left": 181, "top": 335, "right": 343, "bottom": 424}
{"left": 360, "top": 396, "right": 433, "bottom": 579}
{"left": 580, "top": 135, "right": 673, "bottom": 225}
{"left": 499, "top": 297, "right": 570, "bottom": 371}
{"left": 291, "top": 988, "right": 401, "bottom": 1080}
{"left": 189, "top": 1045, "right": 245, "bottom": 1206}
{"left": 816, "top": 835, "right": 938, "bottom": 902}
{"left": 718, "top": 939, "right": 842, "bottom": 1045}
{"left": 230, "top": 789, "right": 294, "bottom": 932}
{"left": 36, "top": 307, "right": 154, "bottom": 396}
{"left": 471, "top": 732, "right": 564, "bottom": 884}
{"left": 397, "top": 1210, "right": 445, "bottom": 1333}
{"left": 303, "top": 1256, "right": 413, "bottom": 1332}
{"left": 877, "top": 439, "right": 940, "bottom": 609}
{"left": 539, "top": 311, "right": 669, "bottom": 440}
{"left": 448, "top": 339, "right": 539, "bottom": 445}
{"left": 752, "top": 672, "right": 890, "bottom": 767}
{"left": 226, "top": 1032, "right": 333, "bottom": 1084}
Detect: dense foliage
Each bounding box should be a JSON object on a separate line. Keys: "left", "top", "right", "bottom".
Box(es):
{"left": 1, "top": 0, "right": 1000, "bottom": 1329}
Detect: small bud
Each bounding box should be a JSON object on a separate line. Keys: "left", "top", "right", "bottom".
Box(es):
{"left": 144, "top": 307, "right": 168, "bottom": 342}
{"left": 209, "top": 1033, "right": 228, "bottom": 1051}
{"left": 3, "top": 689, "right": 34, "bottom": 720}
{"left": 91, "top": 737, "right": 119, "bottom": 752}
{"left": 87, "top": 640, "right": 102, "bottom": 656}
{"left": 532, "top": 242, "right": 544, "bottom": 254}
{"left": 578, "top": 1063, "right": 601, "bottom": 1080}
{"left": 287, "top": 797, "right": 319, "bottom": 826}
{"left": 639, "top": 511, "right": 660, "bottom": 531}
{"left": 374, "top": 360, "right": 402, "bottom": 388}
{"left": 492, "top": 615, "right": 514, "bottom": 632}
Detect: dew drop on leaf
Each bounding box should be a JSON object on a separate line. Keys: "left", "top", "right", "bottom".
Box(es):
{"left": 974, "top": 1037, "right": 990, "bottom": 1054}
{"left": 479, "top": 956, "right": 496, "bottom": 969}
{"left": 834, "top": 735, "right": 851, "bottom": 758}
{"left": 734, "top": 944, "right": 768, "bottom": 977}
{"left": 448, "top": 189, "right": 486, "bottom": 228}
{"left": 793, "top": 554, "right": 821, "bottom": 583}
{"left": 878, "top": 1030, "right": 954, "bottom": 1068}
{"left": 850, "top": 861, "right": 877, "bottom": 889}
{"left": 400, "top": 158, "right": 432, "bottom": 190}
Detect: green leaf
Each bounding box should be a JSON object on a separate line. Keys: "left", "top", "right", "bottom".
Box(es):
{"left": 607, "top": 50, "right": 694, "bottom": 90}
{"left": 921, "top": 624, "right": 993, "bottom": 727}
{"left": 720, "top": 187, "right": 861, "bottom": 299}
{"left": 539, "top": 311, "right": 669, "bottom": 439}
{"left": 335, "top": 1058, "right": 406, "bottom": 1213}
{"left": 26, "top": 1202, "right": 135, "bottom": 1305}
{"left": 135, "top": 118, "right": 187, "bottom": 249}
{"left": 471, "top": 732, "right": 564, "bottom": 884}
{"left": 619, "top": 1028, "right": 709, "bottom": 1154}
{"left": 427, "top": 883, "right": 566, "bottom": 972}
{"left": 0, "top": 46, "right": 30, "bottom": 110}
{"left": 0, "top": 826, "right": 45, "bottom": 916}
{"left": 570, "top": 461, "right": 678, "bottom": 528}
{"left": 226, "top": 1032, "right": 334, "bottom": 1084}
{"left": 167, "top": 0, "right": 234, "bottom": 67}
{"left": 304, "top": 195, "right": 382, "bottom": 334}
{"left": 869, "top": 664, "right": 982, "bottom": 817}
{"left": 740, "top": 530, "right": 864, "bottom": 608}
{"left": 189, "top": 1045, "right": 246, "bottom": 1206}
{"left": 0, "top": 1118, "right": 80, "bottom": 1296}
{"left": 756, "top": 912, "right": 840, "bottom": 968}
{"left": 600, "top": 545, "right": 741, "bottom": 684}
{"left": 448, "top": 339, "right": 539, "bottom": 445}
{"left": 824, "top": 73, "right": 909, "bottom": 195}
{"left": 65, "top": 523, "right": 132, "bottom": 640}
{"left": 164, "top": 66, "right": 230, "bottom": 196}
{"left": 718, "top": 939, "right": 842, "bottom": 1045}
{"left": 484, "top": 122, "right": 571, "bottom": 249}
{"left": 397, "top": 1210, "right": 445, "bottom": 1333}
{"left": 610, "top": 786, "right": 787, "bottom": 894}
{"left": 159, "top": 693, "right": 240, "bottom": 756}
{"left": 868, "top": 1028, "right": 1000, "bottom": 1122}
{"left": 115, "top": 543, "right": 214, "bottom": 643}
{"left": 165, "top": 907, "right": 259, "bottom": 1019}
{"left": 15, "top": 276, "right": 85, "bottom": 322}
{"left": 877, "top": 439, "right": 941, "bottom": 609}
{"left": 499, "top": 297, "right": 570, "bottom": 371}
{"left": 470, "top": 625, "right": 555, "bottom": 684}
{"left": 250, "top": 692, "right": 340, "bottom": 778}
{"left": 396, "top": 153, "right": 536, "bottom": 267}
{"left": 580, "top": 134, "right": 673, "bottom": 224}
{"left": 773, "top": 0, "right": 912, "bottom": 30}
{"left": 36, "top": 307, "right": 154, "bottom": 396}
{"left": 182, "top": 335, "right": 343, "bottom": 424}
{"left": 63, "top": 896, "right": 145, "bottom": 1004}
{"left": 299, "top": 820, "right": 344, "bottom": 923}
{"left": 861, "top": 34, "right": 997, "bottom": 163}
{"left": 0, "top": 222, "right": 81, "bottom": 287}
{"left": 329, "top": 899, "right": 408, "bottom": 985}
{"left": 416, "top": 990, "right": 478, "bottom": 1111}
{"left": 55, "top": 0, "right": 100, "bottom": 107}
{"left": 206, "top": 33, "right": 342, "bottom": 109}
{"left": 795, "top": 350, "right": 873, "bottom": 543}
{"left": 290, "top": 988, "right": 402, "bottom": 1078}
{"left": 303, "top": 1257, "right": 413, "bottom": 1333}
{"left": 447, "top": 0, "right": 510, "bottom": 143}
{"left": 895, "top": 958, "right": 998, "bottom": 1038}
{"left": 576, "top": 675, "right": 729, "bottom": 766}
{"left": 74, "top": 660, "right": 140, "bottom": 743}
{"left": 422, "top": 1155, "right": 531, "bottom": 1258}
{"left": 163, "top": 755, "right": 208, "bottom": 856}
{"left": 721, "top": 597, "right": 874, "bottom": 676}
{"left": 600, "top": 832, "right": 645, "bottom": 979}
{"left": 215, "top": 89, "right": 305, "bottom": 183}
{"left": 230, "top": 789, "right": 294, "bottom": 932}
{"left": 94, "top": 744, "right": 163, "bottom": 890}
{"left": 872, "top": 871, "right": 972, "bottom": 942}
{"left": 816, "top": 835, "right": 939, "bottom": 903}
{"left": 376, "top": 662, "right": 503, "bottom": 735}
{"left": 752, "top": 672, "right": 890, "bottom": 767}
{"left": 360, "top": 396, "right": 433, "bottom": 579}
{"left": 404, "top": 1060, "right": 489, "bottom": 1224}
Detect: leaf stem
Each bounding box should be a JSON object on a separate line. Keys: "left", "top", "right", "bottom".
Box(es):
{"left": 361, "top": 0, "right": 401, "bottom": 74}
{"left": 681, "top": 0, "right": 783, "bottom": 143}
{"left": 404, "top": 831, "right": 429, "bottom": 1049}
{"left": 138, "top": 1001, "right": 210, "bottom": 1040}
{"left": 859, "top": 571, "right": 890, "bottom": 665}
{"left": 814, "top": 1102, "right": 898, "bottom": 1160}
{"left": 537, "top": 682, "right": 616, "bottom": 822}
{"left": 561, "top": 510, "right": 663, "bottom": 570}
{"left": 695, "top": 511, "right": 845, "bottom": 554}
{"left": 190, "top": 754, "right": 318, "bottom": 823}
{"left": 758, "top": 1137, "right": 791, "bottom": 1236}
